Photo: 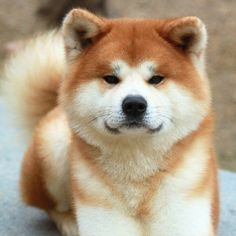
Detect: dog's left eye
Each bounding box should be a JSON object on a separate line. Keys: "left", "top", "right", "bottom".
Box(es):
{"left": 103, "top": 75, "right": 120, "bottom": 85}
{"left": 148, "top": 75, "right": 165, "bottom": 85}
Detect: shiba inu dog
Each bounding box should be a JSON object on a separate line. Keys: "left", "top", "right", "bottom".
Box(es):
{"left": 2, "top": 8, "right": 219, "bottom": 236}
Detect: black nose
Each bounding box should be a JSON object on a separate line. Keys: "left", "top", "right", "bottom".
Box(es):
{"left": 122, "top": 96, "right": 147, "bottom": 118}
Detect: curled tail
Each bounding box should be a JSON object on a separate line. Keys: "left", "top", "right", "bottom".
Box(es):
{"left": 1, "top": 31, "right": 66, "bottom": 136}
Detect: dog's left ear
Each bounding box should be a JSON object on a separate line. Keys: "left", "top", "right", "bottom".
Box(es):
{"left": 160, "top": 17, "right": 207, "bottom": 58}
{"left": 62, "top": 8, "right": 106, "bottom": 61}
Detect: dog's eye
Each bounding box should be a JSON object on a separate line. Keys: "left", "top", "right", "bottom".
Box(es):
{"left": 103, "top": 75, "right": 120, "bottom": 85}
{"left": 148, "top": 75, "right": 165, "bottom": 85}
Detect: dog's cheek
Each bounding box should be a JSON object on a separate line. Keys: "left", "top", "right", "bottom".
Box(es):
{"left": 163, "top": 81, "right": 207, "bottom": 135}
{"left": 73, "top": 81, "right": 104, "bottom": 118}
{"left": 145, "top": 88, "right": 172, "bottom": 127}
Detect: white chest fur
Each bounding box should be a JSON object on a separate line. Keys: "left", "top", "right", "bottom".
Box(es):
{"left": 73, "top": 136, "right": 213, "bottom": 236}
{"left": 146, "top": 138, "right": 213, "bottom": 236}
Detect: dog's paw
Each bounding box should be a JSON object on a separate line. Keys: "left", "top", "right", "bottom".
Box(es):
{"left": 57, "top": 215, "right": 78, "bottom": 236}
{"left": 49, "top": 210, "right": 78, "bottom": 236}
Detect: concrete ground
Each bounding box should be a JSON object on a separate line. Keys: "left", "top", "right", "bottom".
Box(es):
{"left": 0, "top": 98, "right": 235, "bottom": 236}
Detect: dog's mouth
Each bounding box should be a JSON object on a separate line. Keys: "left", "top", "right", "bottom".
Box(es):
{"left": 104, "top": 120, "right": 163, "bottom": 134}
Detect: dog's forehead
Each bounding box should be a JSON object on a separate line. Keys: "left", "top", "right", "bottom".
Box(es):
{"left": 88, "top": 20, "right": 177, "bottom": 66}
{"left": 112, "top": 60, "right": 157, "bottom": 78}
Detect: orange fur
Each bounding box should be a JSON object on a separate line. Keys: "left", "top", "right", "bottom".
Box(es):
{"left": 20, "top": 142, "right": 56, "bottom": 210}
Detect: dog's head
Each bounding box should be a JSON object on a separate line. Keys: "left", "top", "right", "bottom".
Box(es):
{"left": 60, "top": 9, "right": 211, "bottom": 148}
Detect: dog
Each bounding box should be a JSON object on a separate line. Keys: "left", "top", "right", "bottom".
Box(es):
{"left": 2, "top": 8, "right": 219, "bottom": 236}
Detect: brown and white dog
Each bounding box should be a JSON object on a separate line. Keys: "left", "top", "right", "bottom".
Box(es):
{"left": 2, "top": 8, "right": 219, "bottom": 236}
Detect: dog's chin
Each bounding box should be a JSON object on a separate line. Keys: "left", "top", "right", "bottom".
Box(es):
{"left": 104, "top": 121, "right": 163, "bottom": 135}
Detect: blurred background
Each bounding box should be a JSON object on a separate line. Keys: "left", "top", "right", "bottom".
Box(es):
{"left": 0, "top": 0, "right": 235, "bottom": 172}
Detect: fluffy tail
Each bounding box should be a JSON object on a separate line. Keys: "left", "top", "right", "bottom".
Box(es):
{"left": 1, "top": 31, "right": 66, "bottom": 137}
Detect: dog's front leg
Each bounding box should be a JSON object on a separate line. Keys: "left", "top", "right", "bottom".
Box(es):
{"left": 75, "top": 204, "right": 142, "bottom": 236}
{"left": 71, "top": 145, "right": 142, "bottom": 236}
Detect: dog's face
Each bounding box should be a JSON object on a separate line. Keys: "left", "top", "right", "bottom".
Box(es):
{"left": 61, "top": 10, "right": 211, "bottom": 147}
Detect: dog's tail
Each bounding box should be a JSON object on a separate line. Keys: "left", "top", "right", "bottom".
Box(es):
{"left": 1, "top": 31, "right": 66, "bottom": 137}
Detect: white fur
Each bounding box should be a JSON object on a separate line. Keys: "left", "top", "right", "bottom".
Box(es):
{"left": 38, "top": 110, "right": 72, "bottom": 212}
{"left": 50, "top": 210, "right": 78, "bottom": 236}
{"left": 72, "top": 154, "right": 121, "bottom": 208}
{"left": 150, "top": 197, "right": 212, "bottom": 236}
{"left": 71, "top": 124, "right": 213, "bottom": 235}
{"left": 73, "top": 152, "right": 144, "bottom": 235}
{"left": 1, "top": 31, "right": 65, "bottom": 139}
{"left": 148, "top": 138, "right": 213, "bottom": 236}
{"left": 76, "top": 205, "right": 142, "bottom": 236}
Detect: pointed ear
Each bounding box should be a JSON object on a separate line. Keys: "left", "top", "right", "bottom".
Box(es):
{"left": 62, "top": 8, "right": 105, "bottom": 61}
{"left": 160, "top": 17, "right": 207, "bottom": 57}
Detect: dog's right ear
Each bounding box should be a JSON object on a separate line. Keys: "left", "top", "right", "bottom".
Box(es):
{"left": 62, "top": 9, "right": 105, "bottom": 61}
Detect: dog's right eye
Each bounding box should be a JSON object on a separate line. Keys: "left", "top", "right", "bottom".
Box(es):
{"left": 103, "top": 75, "right": 120, "bottom": 85}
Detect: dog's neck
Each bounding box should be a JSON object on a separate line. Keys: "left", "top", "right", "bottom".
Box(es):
{"left": 73, "top": 115, "right": 213, "bottom": 183}
{"left": 74, "top": 134, "right": 168, "bottom": 182}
